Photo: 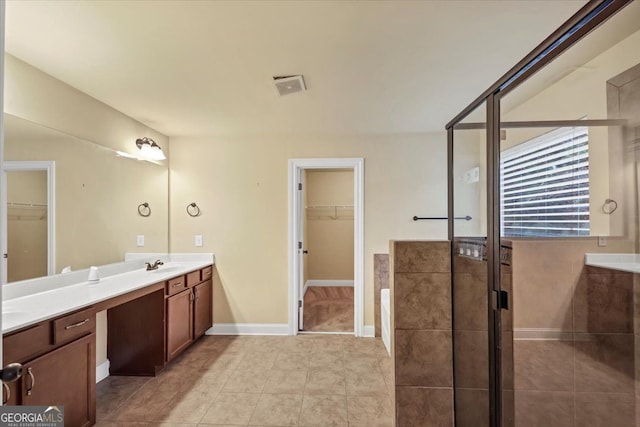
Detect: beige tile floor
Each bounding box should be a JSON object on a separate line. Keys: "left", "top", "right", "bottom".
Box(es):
{"left": 95, "top": 334, "right": 394, "bottom": 427}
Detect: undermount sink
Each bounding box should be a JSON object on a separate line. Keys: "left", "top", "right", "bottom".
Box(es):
{"left": 149, "top": 266, "right": 183, "bottom": 273}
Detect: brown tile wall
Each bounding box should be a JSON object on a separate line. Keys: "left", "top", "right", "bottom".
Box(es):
{"left": 452, "top": 246, "right": 491, "bottom": 427}
{"left": 374, "top": 253, "right": 390, "bottom": 338}
{"left": 390, "top": 241, "right": 453, "bottom": 427}
{"left": 511, "top": 238, "right": 636, "bottom": 427}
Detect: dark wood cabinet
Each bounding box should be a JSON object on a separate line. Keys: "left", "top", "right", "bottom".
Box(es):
{"left": 22, "top": 333, "right": 95, "bottom": 427}
{"left": 2, "top": 315, "right": 95, "bottom": 427}
{"left": 193, "top": 280, "right": 212, "bottom": 338}
{"left": 166, "top": 288, "right": 193, "bottom": 361}
{"left": 165, "top": 269, "right": 213, "bottom": 361}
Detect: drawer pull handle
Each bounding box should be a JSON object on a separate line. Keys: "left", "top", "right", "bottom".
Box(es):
{"left": 26, "top": 368, "right": 35, "bottom": 396}
{"left": 172, "top": 282, "right": 183, "bottom": 288}
{"left": 65, "top": 319, "right": 90, "bottom": 330}
{"left": 2, "top": 383, "right": 9, "bottom": 404}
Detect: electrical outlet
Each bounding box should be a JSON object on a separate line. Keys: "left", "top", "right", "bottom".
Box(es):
{"left": 195, "top": 235, "right": 203, "bottom": 247}
{"left": 598, "top": 236, "right": 607, "bottom": 247}
{"left": 136, "top": 235, "right": 145, "bottom": 247}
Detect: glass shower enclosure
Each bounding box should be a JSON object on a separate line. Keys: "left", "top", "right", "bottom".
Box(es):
{"left": 448, "top": 1, "right": 640, "bottom": 426}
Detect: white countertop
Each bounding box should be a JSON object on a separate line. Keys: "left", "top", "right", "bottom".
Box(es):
{"left": 584, "top": 253, "right": 640, "bottom": 274}
{"left": 2, "top": 254, "right": 214, "bottom": 334}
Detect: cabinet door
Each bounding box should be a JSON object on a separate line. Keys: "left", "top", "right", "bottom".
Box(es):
{"left": 22, "top": 333, "right": 95, "bottom": 427}
{"left": 166, "top": 288, "right": 193, "bottom": 361}
{"left": 193, "top": 279, "right": 212, "bottom": 338}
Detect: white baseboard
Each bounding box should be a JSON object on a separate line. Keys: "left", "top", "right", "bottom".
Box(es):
{"left": 306, "top": 280, "right": 354, "bottom": 287}
{"left": 363, "top": 325, "right": 375, "bottom": 337}
{"left": 96, "top": 360, "right": 110, "bottom": 383}
{"left": 206, "top": 323, "right": 290, "bottom": 336}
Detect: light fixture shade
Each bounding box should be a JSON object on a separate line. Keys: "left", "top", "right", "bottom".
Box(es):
{"left": 148, "top": 144, "right": 166, "bottom": 160}
{"left": 136, "top": 137, "right": 166, "bottom": 161}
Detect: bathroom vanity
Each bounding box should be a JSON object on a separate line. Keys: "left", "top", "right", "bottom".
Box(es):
{"left": 2, "top": 261, "right": 214, "bottom": 427}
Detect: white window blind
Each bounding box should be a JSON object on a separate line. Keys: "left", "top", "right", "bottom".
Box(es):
{"left": 500, "top": 126, "right": 589, "bottom": 237}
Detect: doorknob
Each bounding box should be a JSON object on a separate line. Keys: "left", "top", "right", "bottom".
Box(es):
{"left": 0, "top": 363, "right": 23, "bottom": 383}
{"left": 303, "top": 250, "right": 308, "bottom": 254}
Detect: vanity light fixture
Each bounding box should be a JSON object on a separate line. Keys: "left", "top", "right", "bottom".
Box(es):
{"left": 135, "top": 137, "right": 166, "bottom": 161}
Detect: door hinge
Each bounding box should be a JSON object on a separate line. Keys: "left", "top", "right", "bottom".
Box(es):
{"left": 3, "top": 253, "right": 7, "bottom": 259}
{"left": 298, "top": 183, "right": 302, "bottom": 190}
{"left": 298, "top": 241, "right": 302, "bottom": 250}
{"left": 298, "top": 300, "right": 302, "bottom": 308}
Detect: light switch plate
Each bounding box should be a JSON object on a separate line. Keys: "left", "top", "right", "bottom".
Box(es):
{"left": 136, "top": 235, "right": 145, "bottom": 247}
{"left": 195, "top": 235, "right": 203, "bottom": 247}
{"left": 598, "top": 236, "right": 607, "bottom": 247}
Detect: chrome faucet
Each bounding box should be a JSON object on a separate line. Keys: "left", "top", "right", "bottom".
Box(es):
{"left": 145, "top": 260, "right": 164, "bottom": 271}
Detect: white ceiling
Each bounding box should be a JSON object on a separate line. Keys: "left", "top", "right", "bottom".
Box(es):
{"left": 5, "top": 1, "right": 588, "bottom": 137}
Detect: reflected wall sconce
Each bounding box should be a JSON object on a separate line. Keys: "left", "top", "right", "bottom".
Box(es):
{"left": 138, "top": 202, "right": 151, "bottom": 217}
{"left": 135, "top": 137, "right": 166, "bottom": 161}
{"left": 186, "top": 202, "right": 201, "bottom": 217}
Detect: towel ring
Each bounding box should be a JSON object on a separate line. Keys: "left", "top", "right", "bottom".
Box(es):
{"left": 602, "top": 198, "right": 618, "bottom": 215}
{"left": 138, "top": 202, "right": 151, "bottom": 217}
{"left": 186, "top": 202, "right": 201, "bottom": 217}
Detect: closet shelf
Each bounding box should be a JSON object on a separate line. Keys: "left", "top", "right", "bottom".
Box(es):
{"left": 7, "top": 202, "right": 48, "bottom": 221}
{"left": 306, "top": 205, "right": 354, "bottom": 220}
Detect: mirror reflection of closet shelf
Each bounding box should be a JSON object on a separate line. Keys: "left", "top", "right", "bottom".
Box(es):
{"left": 305, "top": 205, "right": 354, "bottom": 221}
{"left": 7, "top": 202, "right": 48, "bottom": 221}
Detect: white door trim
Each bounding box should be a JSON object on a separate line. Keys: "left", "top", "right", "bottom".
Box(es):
{"left": 1, "top": 161, "right": 56, "bottom": 284}
{"left": 288, "top": 158, "right": 364, "bottom": 336}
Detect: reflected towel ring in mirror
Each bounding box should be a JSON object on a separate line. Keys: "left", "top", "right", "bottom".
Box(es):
{"left": 602, "top": 198, "right": 618, "bottom": 215}
{"left": 138, "top": 202, "right": 151, "bottom": 217}
{"left": 187, "top": 202, "right": 201, "bottom": 217}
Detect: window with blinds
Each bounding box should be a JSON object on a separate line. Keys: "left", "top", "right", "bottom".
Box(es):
{"left": 500, "top": 126, "right": 589, "bottom": 237}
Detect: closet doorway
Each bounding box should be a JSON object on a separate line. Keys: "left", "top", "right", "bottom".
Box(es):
{"left": 288, "top": 158, "right": 364, "bottom": 336}
{"left": 303, "top": 169, "right": 354, "bottom": 332}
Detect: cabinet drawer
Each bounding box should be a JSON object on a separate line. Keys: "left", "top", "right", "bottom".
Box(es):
{"left": 166, "top": 276, "right": 186, "bottom": 295}
{"left": 3, "top": 322, "right": 51, "bottom": 363}
{"left": 202, "top": 266, "right": 213, "bottom": 281}
{"left": 53, "top": 308, "right": 95, "bottom": 345}
{"left": 186, "top": 270, "right": 201, "bottom": 287}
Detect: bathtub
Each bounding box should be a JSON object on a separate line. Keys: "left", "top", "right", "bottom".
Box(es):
{"left": 381, "top": 288, "right": 391, "bottom": 355}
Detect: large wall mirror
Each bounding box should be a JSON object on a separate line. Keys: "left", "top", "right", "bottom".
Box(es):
{"left": 2, "top": 113, "right": 169, "bottom": 285}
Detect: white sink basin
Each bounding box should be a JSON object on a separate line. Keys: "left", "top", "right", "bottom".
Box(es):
{"left": 149, "top": 266, "right": 183, "bottom": 274}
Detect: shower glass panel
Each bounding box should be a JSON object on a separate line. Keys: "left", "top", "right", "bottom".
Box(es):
{"left": 451, "top": 102, "right": 491, "bottom": 427}
{"left": 497, "top": 3, "right": 640, "bottom": 425}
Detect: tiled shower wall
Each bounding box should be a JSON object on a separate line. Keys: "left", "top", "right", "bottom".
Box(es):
{"left": 452, "top": 243, "right": 489, "bottom": 427}
{"left": 390, "top": 241, "right": 454, "bottom": 427}
{"left": 511, "top": 238, "right": 636, "bottom": 427}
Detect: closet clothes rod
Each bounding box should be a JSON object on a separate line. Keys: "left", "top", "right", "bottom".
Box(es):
{"left": 8, "top": 202, "right": 47, "bottom": 208}
{"left": 413, "top": 215, "right": 472, "bottom": 221}
{"left": 306, "top": 205, "right": 354, "bottom": 208}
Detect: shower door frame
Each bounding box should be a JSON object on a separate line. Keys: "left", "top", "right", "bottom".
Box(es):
{"left": 446, "top": 1, "right": 634, "bottom": 426}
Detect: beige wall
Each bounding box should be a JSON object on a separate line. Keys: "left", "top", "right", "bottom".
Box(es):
{"left": 169, "top": 132, "right": 448, "bottom": 326}
{"left": 305, "top": 169, "right": 354, "bottom": 281}
{"left": 7, "top": 170, "right": 47, "bottom": 282}
{"left": 502, "top": 29, "right": 640, "bottom": 237}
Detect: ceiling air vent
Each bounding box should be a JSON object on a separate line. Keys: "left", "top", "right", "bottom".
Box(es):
{"left": 273, "top": 75, "right": 306, "bottom": 96}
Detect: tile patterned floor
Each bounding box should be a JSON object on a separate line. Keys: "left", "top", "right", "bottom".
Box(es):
{"left": 95, "top": 334, "right": 393, "bottom": 426}
{"left": 303, "top": 286, "right": 354, "bottom": 333}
